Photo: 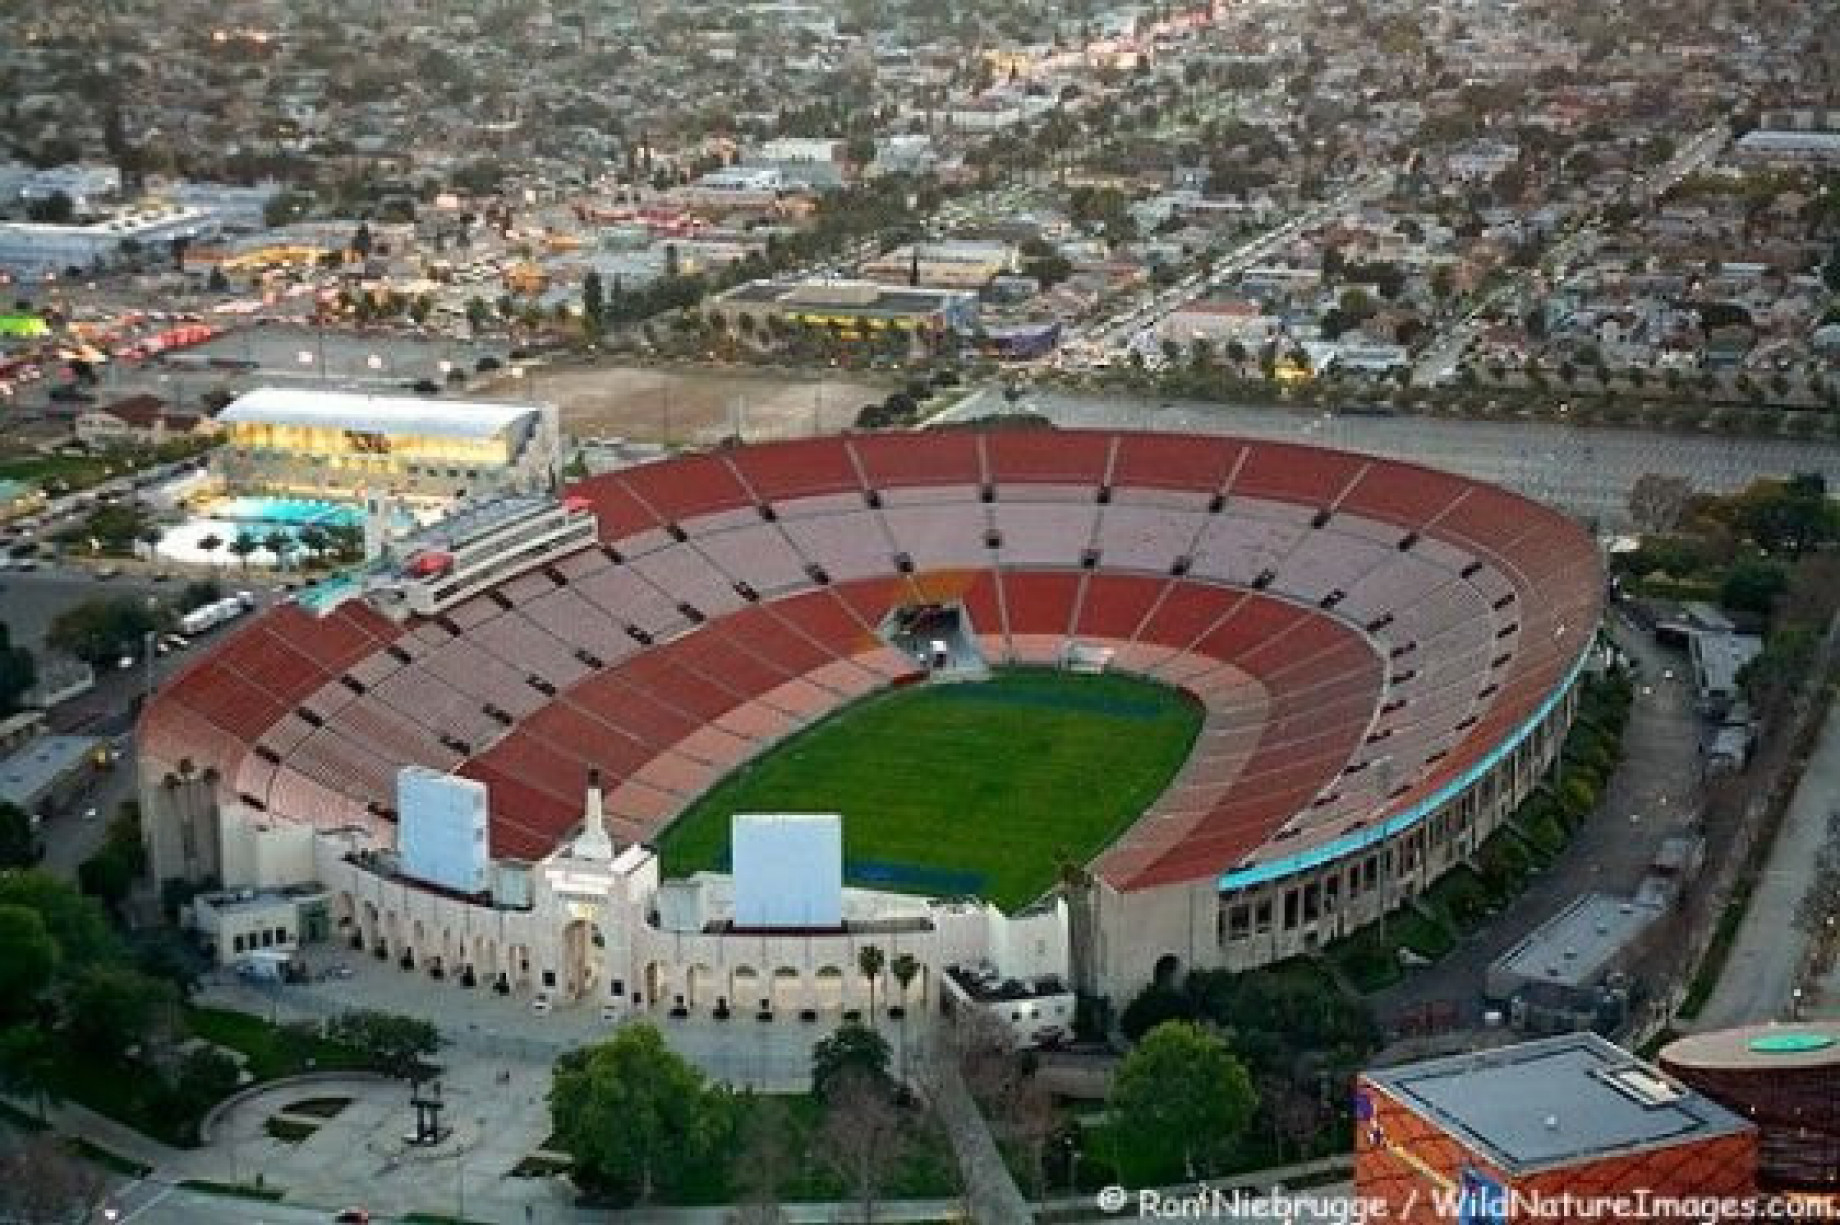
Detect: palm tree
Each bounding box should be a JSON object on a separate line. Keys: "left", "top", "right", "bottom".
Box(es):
{"left": 229, "top": 530, "right": 260, "bottom": 572}
{"left": 297, "top": 524, "right": 330, "bottom": 567}
{"left": 262, "top": 529, "right": 292, "bottom": 571}
{"left": 197, "top": 532, "right": 223, "bottom": 571}
{"left": 889, "top": 952, "right": 919, "bottom": 1085}
{"left": 857, "top": 944, "right": 885, "bottom": 1020}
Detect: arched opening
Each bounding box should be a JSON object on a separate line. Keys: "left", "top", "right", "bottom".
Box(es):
{"left": 1152, "top": 953, "right": 1182, "bottom": 988}
{"left": 359, "top": 901, "right": 380, "bottom": 952}
{"left": 771, "top": 966, "right": 803, "bottom": 1014}
{"left": 561, "top": 920, "right": 603, "bottom": 1001}
{"left": 814, "top": 965, "right": 847, "bottom": 1012}
{"left": 687, "top": 964, "right": 718, "bottom": 1011}
{"left": 381, "top": 911, "right": 401, "bottom": 962}
{"left": 506, "top": 942, "right": 532, "bottom": 993}
{"left": 645, "top": 961, "right": 667, "bottom": 1006}
{"left": 731, "top": 965, "right": 762, "bottom": 1014}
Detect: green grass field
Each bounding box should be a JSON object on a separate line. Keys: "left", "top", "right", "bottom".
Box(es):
{"left": 657, "top": 667, "right": 1204, "bottom": 911}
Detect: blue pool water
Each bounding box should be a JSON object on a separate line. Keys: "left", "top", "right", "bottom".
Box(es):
{"left": 213, "top": 497, "right": 363, "bottom": 529}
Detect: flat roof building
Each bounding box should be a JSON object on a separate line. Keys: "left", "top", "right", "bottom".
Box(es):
{"left": 709, "top": 278, "right": 978, "bottom": 345}
{"left": 1358, "top": 1034, "right": 1756, "bottom": 1225}
{"left": 1487, "top": 892, "right": 1662, "bottom": 1028}
{"left": 0, "top": 206, "right": 220, "bottom": 275}
{"left": 212, "top": 386, "right": 561, "bottom": 508}
{"left": 1688, "top": 630, "right": 1762, "bottom": 718}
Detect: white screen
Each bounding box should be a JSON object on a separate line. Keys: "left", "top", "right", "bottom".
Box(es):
{"left": 398, "top": 767, "right": 491, "bottom": 894}
{"left": 731, "top": 812, "right": 842, "bottom": 929}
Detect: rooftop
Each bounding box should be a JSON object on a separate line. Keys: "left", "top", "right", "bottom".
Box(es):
{"left": 1689, "top": 630, "right": 1762, "bottom": 699}
{"left": 1661, "top": 1023, "right": 1840, "bottom": 1073}
{"left": 1365, "top": 1033, "right": 1752, "bottom": 1174}
{"left": 0, "top": 734, "right": 103, "bottom": 809}
{"left": 218, "top": 387, "right": 544, "bottom": 440}
{"left": 1490, "top": 892, "right": 1661, "bottom": 991}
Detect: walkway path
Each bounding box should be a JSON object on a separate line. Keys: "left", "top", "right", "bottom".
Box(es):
{"left": 1693, "top": 692, "right": 1840, "bottom": 1029}
{"left": 928, "top": 1057, "right": 1033, "bottom": 1225}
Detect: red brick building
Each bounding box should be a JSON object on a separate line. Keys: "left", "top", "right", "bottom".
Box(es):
{"left": 1660, "top": 1024, "right": 1840, "bottom": 1191}
{"left": 1357, "top": 1034, "right": 1757, "bottom": 1225}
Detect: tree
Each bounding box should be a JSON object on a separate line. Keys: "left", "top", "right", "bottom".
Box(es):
{"left": 296, "top": 525, "right": 330, "bottom": 566}
{"left": 1720, "top": 557, "right": 1790, "bottom": 616}
{"left": 64, "top": 964, "right": 177, "bottom": 1058}
{"left": 0, "top": 1133, "right": 108, "bottom": 1224}
{"left": 465, "top": 296, "right": 491, "bottom": 334}
{"left": 889, "top": 952, "right": 919, "bottom": 1080}
{"left": 197, "top": 532, "right": 223, "bottom": 569}
{"left": 0, "top": 906, "right": 58, "bottom": 1010}
{"left": 324, "top": 1010, "right": 442, "bottom": 1079}
{"left": 1734, "top": 474, "right": 1839, "bottom": 559}
{"left": 582, "top": 270, "right": 606, "bottom": 328}
{"left": 176, "top": 579, "right": 222, "bottom": 613}
{"left": 1627, "top": 473, "right": 1694, "bottom": 534}
{"left": 138, "top": 524, "right": 164, "bottom": 560}
{"left": 0, "top": 622, "right": 36, "bottom": 716}
{"left": 1106, "top": 1020, "right": 1257, "bottom": 1184}
{"left": 857, "top": 944, "right": 886, "bottom": 1018}
{"left": 0, "top": 1025, "right": 61, "bottom": 1120}
{"left": 812, "top": 1021, "right": 891, "bottom": 1101}
{"left": 262, "top": 529, "right": 293, "bottom": 570}
{"left": 26, "top": 191, "right": 74, "bottom": 224}
{"left": 45, "top": 597, "right": 162, "bottom": 668}
{"left": 551, "top": 1024, "right": 730, "bottom": 1203}
{"left": 819, "top": 1069, "right": 907, "bottom": 1224}
{"left": 0, "top": 804, "right": 38, "bottom": 869}
{"left": 0, "top": 872, "right": 120, "bottom": 971}
{"left": 732, "top": 1095, "right": 799, "bottom": 1223}
{"left": 77, "top": 807, "right": 146, "bottom": 911}
{"left": 165, "top": 1044, "right": 242, "bottom": 1119}
{"left": 229, "top": 530, "right": 260, "bottom": 572}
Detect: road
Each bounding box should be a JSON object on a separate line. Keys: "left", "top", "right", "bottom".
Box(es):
{"left": 1371, "top": 617, "right": 1704, "bottom": 1029}
{"left": 940, "top": 389, "right": 1840, "bottom": 528}
{"left": 1074, "top": 169, "right": 1394, "bottom": 357}
{"left": 1692, "top": 693, "right": 1840, "bottom": 1030}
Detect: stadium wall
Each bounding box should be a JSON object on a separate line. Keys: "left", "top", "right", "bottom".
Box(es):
{"left": 1090, "top": 677, "right": 1579, "bottom": 998}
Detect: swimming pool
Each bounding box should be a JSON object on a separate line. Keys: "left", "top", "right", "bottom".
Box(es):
{"left": 210, "top": 497, "right": 363, "bottom": 529}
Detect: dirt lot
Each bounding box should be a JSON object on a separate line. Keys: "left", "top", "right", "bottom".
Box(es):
{"left": 481, "top": 361, "right": 892, "bottom": 445}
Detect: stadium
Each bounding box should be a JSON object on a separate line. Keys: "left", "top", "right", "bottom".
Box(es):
{"left": 138, "top": 428, "right": 1602, "bottom": 1023}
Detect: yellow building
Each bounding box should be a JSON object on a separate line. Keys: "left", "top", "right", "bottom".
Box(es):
{"left": 213, "top": 386, "right": 561, "bottom": 506}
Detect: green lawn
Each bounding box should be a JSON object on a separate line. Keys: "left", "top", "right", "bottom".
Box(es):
{"left": 658, "top": 667, "right": 1204, "bottom": 911}
{"left": 182, "top": 1006, "right": 370, "bottom": 1081}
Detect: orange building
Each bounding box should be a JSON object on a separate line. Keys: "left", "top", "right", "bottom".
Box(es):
{"left": 1357, "top": 1034, "right": 1757, "bottom": 1225}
